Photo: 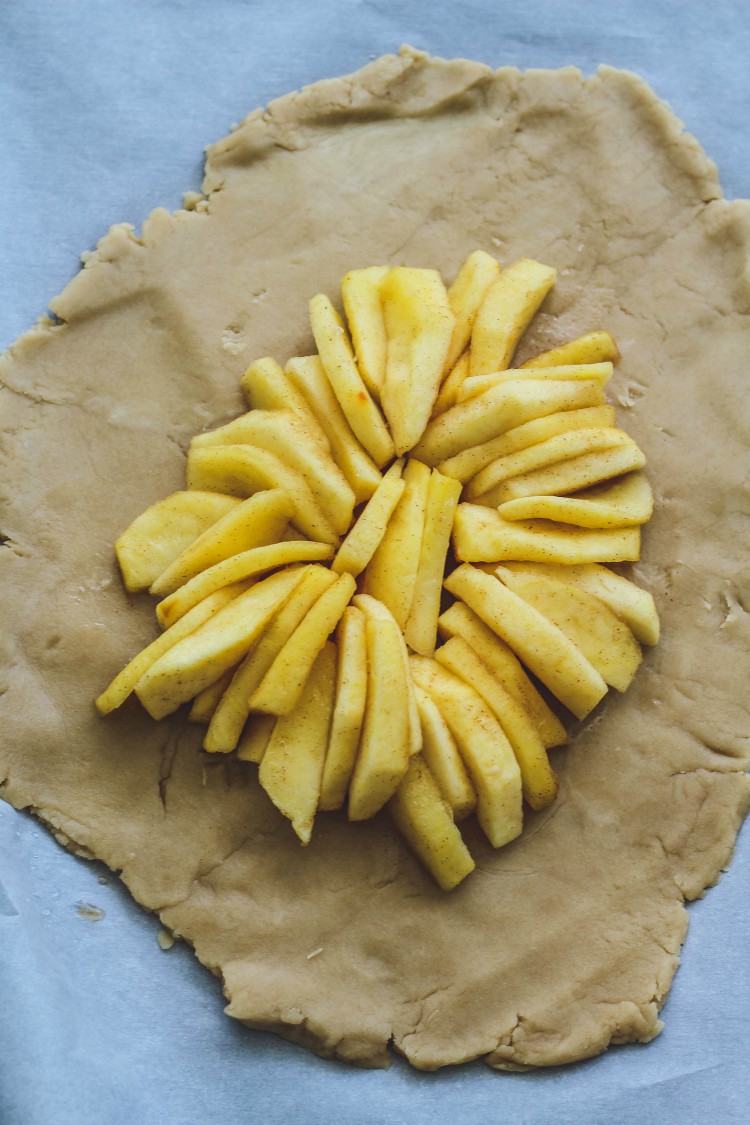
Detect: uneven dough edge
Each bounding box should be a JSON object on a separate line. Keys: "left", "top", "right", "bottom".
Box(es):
{"left": 1, "top": 47, "right": 750, "bottom": 1074}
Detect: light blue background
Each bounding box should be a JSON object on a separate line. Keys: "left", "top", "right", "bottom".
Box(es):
{"left": 2, "top": 3, "right": 749, "bottom": 1123}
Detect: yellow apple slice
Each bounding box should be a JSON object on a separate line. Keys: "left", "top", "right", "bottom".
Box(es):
{"left": 236, "top": 714, "right": 277, "bottom": 764}
{"left": 188, "top": 669, "right": 235, "bottom": 723}
{"left": 437, "top": 405, "right": 617, "bottom": 483}
{"left": 192, "top": 409, "right": 355, "bottom": 535}
{"left": 465, "top": 427, "right": 634, "bottom": 502}
{"left": 435, "top": 637, "right": 558, "bottom": 811}
{"left": 309, "top": 293, "right": 394, "bottom": 467}
{"left": 95, "top": 582, "right": 248, "bottom": 715}
{"left": 390, "top": 755, "right": 475, "bottom": 891}
{"left": 156, "top": 540, "right": 334, "bottom": 629}
{"left": 403, "top": 469, "right": 463, "bottom": 657}
{"left": 249, "top": 572, "right": 356, "bottom": 716}
{"left": 432, "top": 351, "right": 470, "bottom": 416}
{"left": 331, "top": 460, "right": 405, "bottom": 576}
{"left": 186, "top": 444, "right": 339, "bottom": 545}
{"left": 444, "top": 250, "right": 501, "bottom": 372}
{"left": 203, "top": 566, "right": 337, "bottom": 753}
{"left": 444, "top": 564, "right": 608, "bottom": 719}
{"left": 520, "top": 330, "right": 620, "bottom": 368}
{"left": 498, "top": 561, "right": 660, "bottom": 645}
{"left": 380, "top": 267, "right": 455, "bottom": 455}
{"left": 318, "top": 606, "right": 368, "bottom": 811}
{"left": 458, "top": 361, "right": 613, "bottom": 402}
{"left": 437, "top": 601, "right": 567, "bottom": 749}
{"left": 258, "top": 642, "right": 337, "bottom": 844}
{"left": 341, "top": 265, "right": 389, "bottom": 398}
{"left": 453, "top": 504, "right": 641, "bottom": 565}
{"left": 241, "top": 356, "right": 328, "bottom": 438}
{"left": 134, "top": 567, "right": 304, "bottom": 720}
{"left": 362, "top": 457, "right": 431, "bottom": 631}
{"left": 497, "top": 471, "right": 654, "bottom": 528}
{"left": 149, "top": 489, "right": 293, "bottom": 597}
{"left": 469, "top": 258, "right": 557, "bottom": 376}
{"left": 353, "top": 594, "right": 422, "bottom": 757}
{"left": 115, "top": 490, "right": 240, "bottom": 593}
{"left": 496, "top": 568, "right": 643, "bottom": 693}
{"left": 348, "top": 616, "right": 411, "bottom": 821}
{"left": 412, "top": 378, "right": 606, "bottom": 466}
{"left": 285, "top": 356, "right": 382, "bottom": 504}
{"left": 410, "top": 656, "right": 523, "bottom": 849}
{"left": 478, "top": 442, "right": 648, "bottom": 507}
{"left": 413, "top": 685, "right": 476, "bottom": 821}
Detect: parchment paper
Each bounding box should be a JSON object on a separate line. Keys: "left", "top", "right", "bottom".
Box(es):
{"left": 1, "top": 2, "right": 749, "bottom": 1123}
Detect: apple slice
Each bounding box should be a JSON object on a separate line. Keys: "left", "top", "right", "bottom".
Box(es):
{"left": 403, "top": 468, "right": 463, "bottom": 657}
{"left": 520, "top": 330, "right": 620, "bottom": 368}
{"left": 497, "top": 471, "right": 654, "bottom": 528}
{"left": 453, "top": 504, "right": 641, "bottom": 565}
{"left": 444, "top": 250, "right": 501, "bottom": 372}
{"left": 444, "top": 564, "right": 607, "bottom": 720}
{"left": 115, "top": 491, "right": 240, "bottom": 593}
{"left": 341, "top": 266, "right": 389, "bottom": 398}
{"left": 390, "top": 755, "right": 475, "bottom": 891}
{"left": 469, "top": 258, "right": 557, "bottom": 376}
{"left": 258, "top": 642, "right": 337, "bottom": 844}
{"left": 410, "top": 655, "right": 523, "bottom": 849}
{"left": 458, "top": 362, "right": 613, "bottom": 402}
{"left": 318, "top": 606, "right": 368, "bottom": 811}
{"left": 331, "top": 460, "right": 405, "bottom": 576}
{"left": 413, "top": 685, "right": 476, "bottom": 821}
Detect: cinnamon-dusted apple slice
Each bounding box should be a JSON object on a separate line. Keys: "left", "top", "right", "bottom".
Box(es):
{"left": 390, "top": 755, "right": 476, "bottom": 892}
{"left": 258, "top": 642, "right": 337, "bottom": 844}
{"left": 380, "top": 267, "right": 455, "bottom": 455}
{"left": 156, "top": 540, "right": 334, "bottom": 629}
{"left": 444, "top": 250, "right": 501, "bottom": 373}
{"left": 353, "top": 594, "right": 421, "bottom": 757}
{"left": 452, "top": 504, "right": 641, "bottom": 565}
{"left": 331, "top": 460, "right": 405, "bottom": 577}
{"left": 318, "top": 606, "right": 368, "bottom": 812}
{"left": 188, "top": 669, "right": 235, "bottom": 723}
{"left": 403, "top": 468, "right": 462, "bottom": 657}
{"left": 410, "top": 656, "right": 523, "bottom": 849}
{"left": 309, "top": 293, "right": 394, "bottom": 468}
{"left": 150, "top": 489, "right": 293, "bottom": 597}
{"left": 203, "top": 566, "right": 337, "bottom": 753}
{"left": 236, "top": 714, "right": 276, "bottom": 764}
{"left": 413, "top": 686, "right": 476, "bottom": 821}
{"left": 115, "top": 491, "right": 241, "bottom": 593}
{"left": 437, "top": 405, "right": 617, "bottom": 483}
{"left": 437, "top": 601, "right": 567, "bottom": 749}
{"left": 469, "top": 258, "right": 557, "bottom": 377}
{"left": 341, "top": 266, "right": 389, "bottom": 398}
{"left": 497, "top": 471, "right": 654, "bottom": 529}
{"left": 347, "top": 615, "right": 411, "bottom": 821}
{"left": 249, "top": 572, "right": 356, "bottom": 716}
{"left": 186, "top": 444, "right": 339, "bottom": 545}
{"left": 412, "top": 377, "right": 606, "bottom": 466}
{"left": 520, "top": 330, "right": 620, "bottom": 368}
{"left": 241, "top": 357, "right": 328, "bottom": 442}
{"left": 498, "top": 561, "right": 660, "bottom": 645}
{"left": 465, "top": 427, "right": 639, "bottom": 502}
{"left": 435, "top": 637, "right": 559, "bottom": 811}
{"left": 285, "top": 356, "right": 382, "bottom": 504}
{"left": 95, "top": 581, "right": 251, "bottom": 715}
{"left": 192, "top": 409, "right": 356, "bottom": 534}
{"left": 361, "top": 458, "right": 431, "bottom": 631}
{"left": 444, "top": 564, "right": 607, "bottom": 720}
{"left": 457, "top": 361, "right": 613, "bottom": 402}
{"left": 134, "top": 567, "right": 305, "bottom": 720}
{"left": 495, "top": 567, "right": 643, "bottom": 693}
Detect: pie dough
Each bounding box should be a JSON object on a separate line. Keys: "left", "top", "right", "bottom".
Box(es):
{"left": 1, "top": 47, "right": 749, "bottom": 1070}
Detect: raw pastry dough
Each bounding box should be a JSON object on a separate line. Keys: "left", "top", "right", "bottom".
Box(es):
{"left": 1, "top": 47, "right": 749, "bottom": 1070}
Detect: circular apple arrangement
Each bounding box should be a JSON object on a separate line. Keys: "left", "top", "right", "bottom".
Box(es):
{"left": 97, "top": 250, "right": 659, "bottom": 889}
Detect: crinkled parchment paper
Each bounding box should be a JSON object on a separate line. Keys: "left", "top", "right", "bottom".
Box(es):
{"left": 1, "top": 47, "right": 749, "bottom": 1070}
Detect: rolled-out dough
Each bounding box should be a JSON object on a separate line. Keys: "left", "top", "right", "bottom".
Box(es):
{"left": 1, "top": 47, "right": 749, "bottom": 1070}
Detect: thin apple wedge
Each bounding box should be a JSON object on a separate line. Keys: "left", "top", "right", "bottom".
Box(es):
{"left": 470, "top": 258, "right": 557, "bottom": 376}
{"left": 390, "top": 755, "right": 475, "bottom": 891}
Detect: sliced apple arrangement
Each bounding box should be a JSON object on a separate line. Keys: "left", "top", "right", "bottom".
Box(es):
{"left": 97, "top": 251, "right": 659, "bottom": 890}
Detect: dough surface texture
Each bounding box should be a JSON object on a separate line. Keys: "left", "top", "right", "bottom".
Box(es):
{"left": 1, "top": 47, "right": 749, "bottom": 1070}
